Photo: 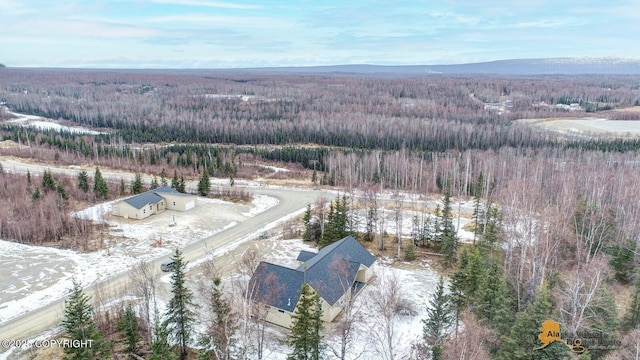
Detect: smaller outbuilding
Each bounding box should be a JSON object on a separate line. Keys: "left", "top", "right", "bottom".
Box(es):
{"left": 248, "top": 236, "right": 376, "bottom": 329}
{"left": 111, "top": 186, "right": 197, "bottom": 220}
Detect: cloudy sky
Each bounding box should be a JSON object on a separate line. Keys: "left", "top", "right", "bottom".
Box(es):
{"left": 1, "top": 0, "right": 638, "bottom": 68}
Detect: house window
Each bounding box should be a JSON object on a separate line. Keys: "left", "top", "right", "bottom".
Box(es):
{"left": 150, "top": 205, "right": 152, "bottom": 210}
{"left": 143, "top": 209, "right": 146, "bottom": 214}
{"left": 173, "top": 201, "right": 176, "bottom": 206}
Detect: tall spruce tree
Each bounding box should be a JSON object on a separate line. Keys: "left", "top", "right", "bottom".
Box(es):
{"left": 78, "top": 170, "right": 89, "bottom": 192}
{"left": 149, "top": 312, "right": 178, "bottom": 360}
{"left": 496, "top": 285, "right": 570, "bottom": 359}
{"left": 160, "top": 168, "right": 169, "bottom": 187}
{"left": 471, "top": 177, "right": 484, "bottom": 245}
{"left": 439, "top": 187, "right": 459, "bottom": 266}
{"left": 197, "top": 168, "right": 210, "bottom": 196}
{"left": 199, "top": 277, "right": 236, "bottom": 360}
{"left": 177, "top": 175, "right": 186, "bottom": 193}
{"left": 42, "top": 169, "right": 56, "bottom": 192}
{"left": 624, "top": 274, "right": 640, "bottom": 330}
{"left": 61, "top": 280, "right": 111, "bottom": 360}
{"left": 93, "top": 167, "right": 108, "bottom": 199}
{"left": 132, "top": 173, "right": 144, "bottom": 194}
{"left": 473, "top": 260, "right": 513, "bottom": 335}
{"left": 449, "top": 246, "right": 485, "bottom": 331}
{"left": 117, "top": 304, "right": 142, "bottom": 355}
{"left": 165, "top": 249, "right": 195, "bottom": 360}
{"left": 320, "top": 196, "right": 348, "bottom": 247}
{"left": 423, "top": 277, "right": 453, "bottom": 360}
{"left": 171, "top": 170, "right": 180, "bottom": 190}
{"left": 150, "top": 176, "right": 159, "bottom": 190}
{"left": 302, "top": 204, "right": 313, "bottom": 242}
{"left": 288, "top": 283, "right": 324, "bottom": 360}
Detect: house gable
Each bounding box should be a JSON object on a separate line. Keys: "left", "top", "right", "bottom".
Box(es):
{"left": 248, "top": 235, "right": 376, "bottom": 327}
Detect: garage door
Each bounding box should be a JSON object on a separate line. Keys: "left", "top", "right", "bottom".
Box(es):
{"left": 185, "top": 200, "right": 195, "bottom": 210}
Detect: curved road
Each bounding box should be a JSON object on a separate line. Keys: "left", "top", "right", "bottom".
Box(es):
{"left": 0, "top": 157, "right": 328, "bottom": 352}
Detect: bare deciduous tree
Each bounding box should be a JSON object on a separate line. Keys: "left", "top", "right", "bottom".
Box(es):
{"left": 130, "top": 261, "right": 157, "bottom": 344}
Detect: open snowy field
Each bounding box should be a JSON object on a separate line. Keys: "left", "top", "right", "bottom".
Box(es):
{"left": 0, "top": 194, "right": 278, "bottom": 325}
{"left": 1, "top": 108, "right": 107, "bottom": 135}
{"left": 517, "top": 117, "right": 640, "bottom": 137}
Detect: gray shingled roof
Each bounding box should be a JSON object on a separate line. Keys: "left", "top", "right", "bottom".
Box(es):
{"left": 154, "top": 186, "right": 190, "bottom": 196}
{"left": 122, "top": 186, "right": 189, "bottom": 209}
{"left": 248, "top": 235, "right": 375, "bottom": 311}
{"left": 249, "top": 262, "right": 303, "bottom": 313}
{"left": 296, "top": 250, "right": 317, "bottom": 262}
{"left": 123, "top": 192, "right": 165, "bottom": 209}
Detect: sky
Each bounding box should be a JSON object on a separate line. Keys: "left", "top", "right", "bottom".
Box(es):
{"left": 1, "top": 0, "right": 639, "bottom": 69}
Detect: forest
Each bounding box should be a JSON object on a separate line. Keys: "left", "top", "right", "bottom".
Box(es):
{"left": 1, "top": 68, "right": 640, "bottom": 359}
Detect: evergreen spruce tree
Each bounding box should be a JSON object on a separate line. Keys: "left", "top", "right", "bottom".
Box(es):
{"left": 496, "top": 285, "right": 570, "bottom": 360}
{"left": 449, "top": 246, "right": 485, "bottom": 330}
{"left": 199, "top": 277, "right": 237, "bottom": 360}
{"left": 302, "top": 204, "right": 313, "bottom": 242}
{"left": 197, "top": 167, "right": 210, "bottom": 196}
{"left": 473, "top": 260, "right": 513, "bottom": 335}
{"left": 171, "top": 170, "right": 180, "bottom": 190}
{"left": 404, "top": 241, "right": 417, "bottom": 261}
{"left": 120, "top": 178, "right": 126, "bottom": 195}
{"left": 150, "top": 176, "right": 159, "bottom": 190}
{"left": 319, "top": 196, "right": 348, "bottom": 247}
{"left": 411, "top": 215, "right": 422, "bottom": 247}
{"left": 27, "top": 169, "right": 31, "bottom": 185}
{"left": 439, "top": 187, "right": 459, "bottom": 266}
{"left": 177, "top": 175, "right": 186, "bottom": 193}
{"left": 61, "top": 280, "right": 111, "bottom": 360}
{"left": 93, "top": 167, "right": 109, "bottom": 199}
{"left": 42, "top": 169, "right": 56, "bottom": 192}
{"left": 608, "top": 238, "right": 637, "bottom": 283}
{"left": 132, "top": 173, "right": 144, "bottom": 194}
{"left": 623, "top": 275, "right": 640, "bottom": 330}
{"left": 56, "top": 182, "right": 69, "bottom": 201}
{"left": 165, "top": 248, "right": 195, "bottom": 360}
{"left": 78, "top": 170, "right": 89, "bottom": 192}
{"left": 150, "top": 313, "right": 178, "bottom": 360}
{"left": 481, "top": 205, "right": 502, "bottom": 253}
{"left": 32, "top": 187, "right": 41, "bottom": 200}
{"left": 288, "top": 283, "right": 324, "bottom": 360}
{"left": 160, "top": 168, "right": 169, "bottom": 187}
{"left": 422, "top": 277, "right": 453, "bottom": 360}
{"left": 319, "top": 202, "right": 336, "bottom": 247}
{"left": 117, "top": 304, "right": 142, "bottom": 355}
{"left": 471, "top": 188, "right": 484, "bottom": 245}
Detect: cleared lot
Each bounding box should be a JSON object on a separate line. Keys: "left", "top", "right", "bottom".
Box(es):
{"left": 0, "top": 195, "right": 277, "bottom": 325}
{"left": 517, "top": 117, "right": 640, "bottom": 137}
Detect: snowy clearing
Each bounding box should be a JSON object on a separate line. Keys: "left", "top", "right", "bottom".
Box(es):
{"left": 0, "top": 194, "right": 279, "bottom": 326}
{"left": 517, "top": 117, "right": 640, "bottom": 137}
{"left": 2, "top": 108, "right": 107, "bottom": 135}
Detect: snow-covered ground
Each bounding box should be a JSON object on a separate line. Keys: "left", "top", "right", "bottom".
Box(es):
{"left": 0, "top": 194, "right": 279, "bottom": 326}
{"left": 216, "top": 238, "right": 442, "bottom": 360}
{"left": 1, "top": 108, "right": 106, "bottom": 135}
{"left": 517, "top": 117, "right": 640, "bottom": 137}
{"left": 1, "top": 187, "right": 456, "bottom": 360}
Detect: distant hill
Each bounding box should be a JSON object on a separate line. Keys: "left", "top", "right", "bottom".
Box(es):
{"left": 222, "top": 57, "right": 640, "bottom": 76}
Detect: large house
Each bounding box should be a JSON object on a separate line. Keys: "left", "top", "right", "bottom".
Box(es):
{"left": 111, "top": 186, "right": 197, "bottom": 220}
{"left": 248, "top": 236, "right": 376, "bottom": 328}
